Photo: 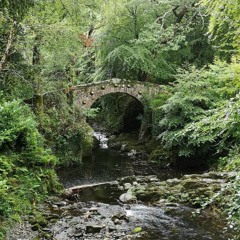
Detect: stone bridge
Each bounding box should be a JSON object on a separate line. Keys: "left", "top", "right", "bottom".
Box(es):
{"left": 73, "top": 79, "right": 163, "bottom": 108}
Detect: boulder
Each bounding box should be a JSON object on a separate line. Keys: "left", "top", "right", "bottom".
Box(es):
{"left": 119, "top": 193, "right": 137, "bottom": 203}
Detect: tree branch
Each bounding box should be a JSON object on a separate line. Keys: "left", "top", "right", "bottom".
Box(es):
{"left": 172, "top": 6, "right": 179, "bottom": 17}
{"left": 176, "top": 6, "right": 188, "bottom": 23}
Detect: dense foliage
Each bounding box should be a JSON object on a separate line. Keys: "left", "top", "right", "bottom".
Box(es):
{"left": 153, "top": 62, "right": 240, "bottom": 157}
{"left": 148, "top": 0, "right": 240, "bottom": 230}
{"left": 0, "top": 95, "right": 61, "bottom": 237}
{"left": 201, "top": 0, "right": 240, "bottom": 58}
{"left": 95, "top": 0, "right": 213, "bottom": 82}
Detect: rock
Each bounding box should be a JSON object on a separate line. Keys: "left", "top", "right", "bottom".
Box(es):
{"left": 182, "top": 179, "right": 209, "bottom": 189}
{"left": 114, "top": 219, "right": 121, "bottom": 225}
{"left": 31, "top": 224, "right": 39, "bottom": 231}
{"left": 165, "top": 202, "right": 179, "bottom": 207}
{"left": 145, "top": 175, "right": 158, "bottom": 182}
{"left": 42, "top": 228, "right": 51, "bottom": 232}
{"left": 109, "top": 142, "right": 122, "bottom": 150}
{"left": 109, "top": 226, "right": 117, "bottom": 232}
{"left": 150, "top": 177, "right": 159, "bottom": 182}
{"left": 51, "top": 204, "right": 59, "bottom": 211}
{"left": 127, "top": 149, "right": 137, "bottom": 157}
{"left": 111, "top": 212, "right": 128, "bottom": 222}
{"left": 125, "top": 205, "right": 131, "bottom": 210}
{"left": 89, "top": 207, "right": 98, "bottom": 213}
{"left": 73, "top": 232, "right": 84, "bottom": 237}
{"left": 121, "top": 144, "right": 128, "bottom": 152}
{"left": 166, "top": 178, "right": 181, "bottom": 186}
{"left": 55, "top": 201, "right": 67, "bottom": 207}
{"left": 135, "top": 176, "right": 147, "bottom": 183}
{"left": 118, "top": 185, "right": 124, "bottom": 191}
{"left": 119, "top": 176, "right": 136, "bottom": 184}
{"left": 124, "top": 183, "right": 132, "bottom": 189}
{"left": 119, "top": 193, "right": 137, "bottom": 203}
{"left": 86, "top": 225, "right": 105, "bottom": 234}
{"left": 181, "top": 174, "right": 203, "bottom": 180}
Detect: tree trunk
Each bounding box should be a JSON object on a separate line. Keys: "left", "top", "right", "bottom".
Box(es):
{"left": 32, "top": 37, "right": 43, "bottom": 119}
{"left": 137, "top": 70, "right": 150, "bottom": 82}
{"left": 36, "top": 94, "right": 44, "bottom": 117}
{"left": 0, "top": 26, "right": 15, "bottom": 71}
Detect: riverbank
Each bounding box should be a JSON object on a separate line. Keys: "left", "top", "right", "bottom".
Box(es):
{"left": 6, "top": 171, "right": 239, "bottom": 240}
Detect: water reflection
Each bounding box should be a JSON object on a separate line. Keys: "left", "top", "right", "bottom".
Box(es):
{"left": 57, "top": 148, "right": 134, "bottom": 188}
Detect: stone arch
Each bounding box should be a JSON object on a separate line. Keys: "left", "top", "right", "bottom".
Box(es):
{"left": 74, "top": 79, "right": 162, "bottom": 108}
{"left": 89, "top": 91, "right": 144, "bottom": 110}
{"left": 90, "top": 92, "right": 145, "bottom": 133}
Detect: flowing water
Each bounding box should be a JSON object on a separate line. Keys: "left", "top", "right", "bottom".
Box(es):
{"left": 55, "top": 131, "right": 237, "bottom": 240}
{"left": 57, "top": 132, "right": 191, "bottom": 188}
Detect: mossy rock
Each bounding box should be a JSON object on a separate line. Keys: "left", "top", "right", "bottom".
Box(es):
{"left": 145, "top": 139, "right": 161, "bottom": 153}
{"left": 136, "top": 190, "right": 162, "bottom": 202}
{"left": 148, "top": 146, "right": 175, "bottom": 168}
{"left": 133, "top": 227, "right": 142, "bottom": 233}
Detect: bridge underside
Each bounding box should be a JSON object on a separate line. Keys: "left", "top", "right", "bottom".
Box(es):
{"left": 90, "top": 92, "right": 144, "bottom": 133}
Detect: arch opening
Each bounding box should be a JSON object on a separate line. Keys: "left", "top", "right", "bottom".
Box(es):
{"left": 87, "top": 92, "right": 144, "bottom": 135}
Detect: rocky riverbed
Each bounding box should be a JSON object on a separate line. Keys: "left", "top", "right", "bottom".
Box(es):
{"left": 7, "top": 171, "right": 239, "bottom": 240}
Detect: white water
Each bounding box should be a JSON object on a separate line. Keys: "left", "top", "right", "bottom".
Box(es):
{"left": 93, "top": 131, "right": 109, "bottom": 149}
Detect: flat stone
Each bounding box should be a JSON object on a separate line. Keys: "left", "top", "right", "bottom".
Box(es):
{"left": 150, "top": 177, "right": 159, "bottom": 182}
{"left": 181, "top": 174, "right": 202, "bottom": 180}
{"left": 166, "top": 178, "right": 181, "bottom": 186}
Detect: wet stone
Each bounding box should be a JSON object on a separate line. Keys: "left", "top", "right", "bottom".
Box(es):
{"left": 111, "top": 211, "right": 128, "bottom": 222}
{"left": 73, "top": 232, "right": 84, "bottom": 237}
{"left": 8, "top": 171, "right": 238, "bottom": 240}
{"left": 124, "top": 183, "right": 132, "bottom": 189}
{"left": 86, "top": 225, "right": 105, "bottom": 233}
{"left": 55, "top": 201, "right": 68, "bottom": 207}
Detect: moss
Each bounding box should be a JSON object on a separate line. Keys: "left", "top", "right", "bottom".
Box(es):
{"left": 148, "top": 145, "right": 175, "bottom": 168}
{"left": 132, "top": 227, "right": 142, "bottom": 233}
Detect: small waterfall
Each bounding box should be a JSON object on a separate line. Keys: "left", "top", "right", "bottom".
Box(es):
{"left": 93, "top": 131, "right": 108, "bottom": 149}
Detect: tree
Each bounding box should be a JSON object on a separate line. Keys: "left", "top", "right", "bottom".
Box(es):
{"left": 0, "top": 0, "right": 35, "bottom": 70}
{"left": 201, "top": 0, "right": 240, "bottom": 57}
{"left": 94, "top": 0, "right": 213, "bottom": 82}
{"left": 155, "top": 61, "right": 240, "bottom": 158}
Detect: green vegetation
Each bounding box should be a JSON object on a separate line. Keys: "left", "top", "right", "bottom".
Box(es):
{"left": 0, "top": 0, "right": 239, "bottom": 238}
{"left": 0, "top": 95, "right": 61, "bottom": 237}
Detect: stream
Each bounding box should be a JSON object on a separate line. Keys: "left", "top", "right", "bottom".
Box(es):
{"left": 57, "top": 132, "right": 191, "bottom": 188}
{"left": 52, "top": 132, "right": 237, "bottom": 240}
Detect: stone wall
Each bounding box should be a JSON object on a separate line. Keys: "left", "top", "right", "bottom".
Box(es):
{"left": 73, "top": 79, "right": 163, "bottom": 108}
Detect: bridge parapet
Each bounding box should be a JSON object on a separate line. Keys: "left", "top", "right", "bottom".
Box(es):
{"left": 74, "top": 78, "right": 163, "bottom": 108}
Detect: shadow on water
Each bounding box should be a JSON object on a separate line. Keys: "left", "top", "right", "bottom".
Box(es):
{"left": 57, "top": 148, "right": 134, "bottom": 188}
{"left": 57, "top": 147, "right": 199, "bottom": 188}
